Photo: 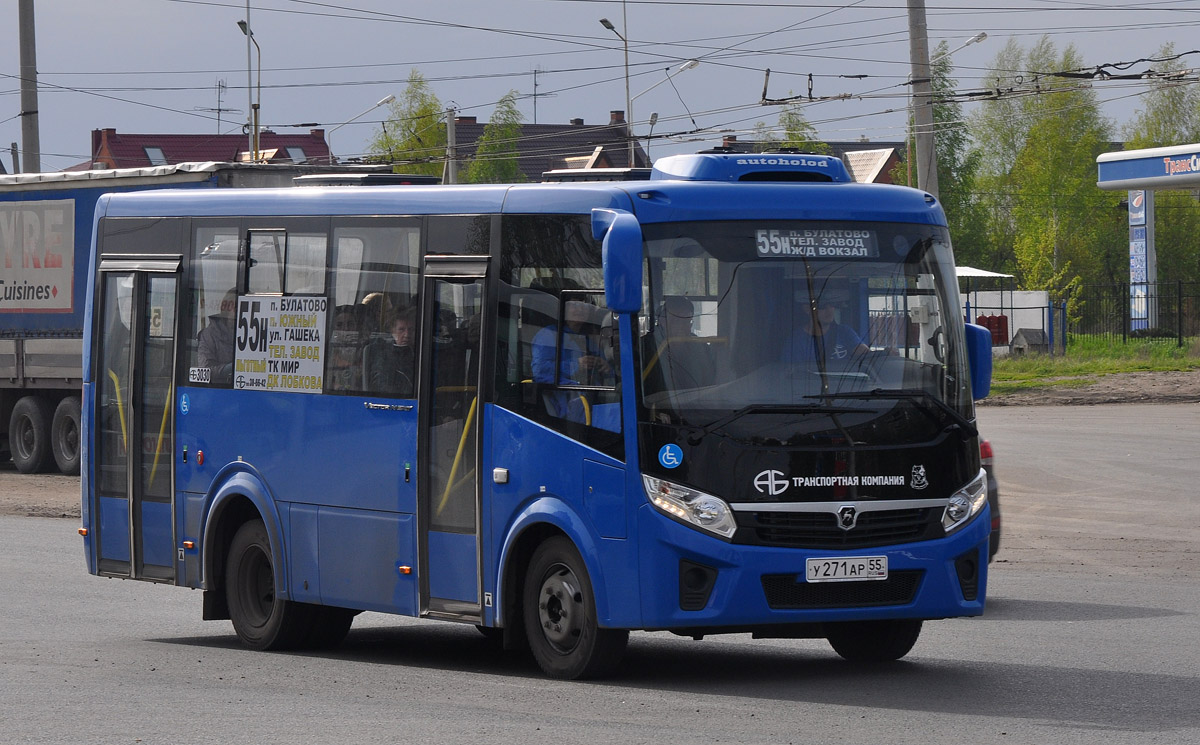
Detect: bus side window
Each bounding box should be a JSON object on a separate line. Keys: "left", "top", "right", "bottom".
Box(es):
{"left": 330, "top": 220, "right": 421, "bottom": 397}
{"left": 494, "top": 215, "right": 622, "bottom": 460}
{"left": 186, "top": 224, "right": 239, "bottom": 387}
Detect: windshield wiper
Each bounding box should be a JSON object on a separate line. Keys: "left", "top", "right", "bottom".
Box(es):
{"left": 684, "top": 403, "right": 859, "bottom": 445}
{"left": 804, "top": 388, "right": 978, "bottom": 439}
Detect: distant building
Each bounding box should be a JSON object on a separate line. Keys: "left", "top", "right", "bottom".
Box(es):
{"left": 714, "top": 135, "right": 905, "bottom": 184}
{"left": 451, "top": 110, "right": 648, "bottom": 181}
{"left": 79, "top": 128, "right": 332, "bottom": 170}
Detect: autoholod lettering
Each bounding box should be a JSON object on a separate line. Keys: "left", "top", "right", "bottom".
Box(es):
{"left": 736, "top": 157, "right": 829, "bottom": 168}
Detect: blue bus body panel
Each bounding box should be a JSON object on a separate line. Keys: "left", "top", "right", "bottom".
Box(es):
{"left": 100, "top": 185, "right": 510, "bottom": 219}
{"left": 95, "top": 178, "right": 944, "bottom": 230}
{"left": 178, "top": 386, "right": 419, "bottom": 612}
{"left": 625, "top": 181, "right": 948, "bottom": 227}
{"left": 97, "top": 496, "right": 130, "bottom": 562}
{"left": 489, "top": 406, "right": 641, "bottom": 628}
{"left": 427, "top": 531, "right": 478, "bottom": 603}
{"left": 635, "top": 503, "right": 990, "bottom": 628}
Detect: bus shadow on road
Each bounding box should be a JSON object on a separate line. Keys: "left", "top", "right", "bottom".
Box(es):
{"left": 153, "top": 618, "right": 1200, "bottom": 733}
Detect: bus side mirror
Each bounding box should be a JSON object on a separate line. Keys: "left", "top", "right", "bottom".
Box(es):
{"left": 964, "top": 322, "right": 992, "bottom": 400}
{"left": 593, "top": 208, "right": 643, "bottom": 314}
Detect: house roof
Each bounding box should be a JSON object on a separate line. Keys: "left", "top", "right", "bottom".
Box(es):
{"left": 85, "top": 128, "right": 332, "bottom": 170}
{"left": 452, "top": 112, "right": 648, "bottom": 181}
{"left": 840, "top": 148, "right": 898, "bottom": 184}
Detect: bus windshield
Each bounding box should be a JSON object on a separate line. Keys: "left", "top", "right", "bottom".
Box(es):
{"left": 638, "top": 220, "right": 972, "bottom": 446}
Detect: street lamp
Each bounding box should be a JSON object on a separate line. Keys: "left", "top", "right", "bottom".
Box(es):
{"left": 631, "top": 59, "right": 699, "bottom": 103}
{"left": 599, "top": 7, "right": 633, "bottom": 166}
{"left": 632, "top": 60, "right": 699, "bottom": 161}
{"left": 236, "top": 19, "right": 261, "bottom": 162}
{"left": 326, "top": 94, "right": 396, "bottom": 164}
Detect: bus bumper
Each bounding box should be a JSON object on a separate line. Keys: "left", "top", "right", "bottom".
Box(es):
{"left": 634, "top": 502, "right": 990, "bottom": 631}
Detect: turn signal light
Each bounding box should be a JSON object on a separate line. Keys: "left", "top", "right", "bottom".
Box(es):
{"left": 78, "top": 527, "right": 88, "bottom": 537}
{"left": 397, "top": 565, "right": 412, "bottom": 575}
{"left": 182, "top": 540, "right": 195, "bottom": 549}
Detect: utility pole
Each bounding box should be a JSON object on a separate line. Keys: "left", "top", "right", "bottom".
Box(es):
{"left": 18, "top": 0, "right": 41, "bottom": 173}
{"left": 444, "top": 108, "right": 458, "bottom": 184}
{"left": 907, "top": 0, "right": 936, "bottom": 197}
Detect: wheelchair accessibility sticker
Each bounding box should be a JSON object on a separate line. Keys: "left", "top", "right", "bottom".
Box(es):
{"left": 658, "top": 444, "right": 683, "bottom": 469}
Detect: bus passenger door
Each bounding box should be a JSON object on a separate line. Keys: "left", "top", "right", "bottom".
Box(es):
{"left": 93, "top": 262, "right": 181, "bottom": 582}
{"left": 418, "top": 257, "right": 488, "bottom": 620}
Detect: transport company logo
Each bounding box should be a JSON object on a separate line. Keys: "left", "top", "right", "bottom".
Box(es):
{"left": 753, "top": 469, "right": 789, "bottom": 496}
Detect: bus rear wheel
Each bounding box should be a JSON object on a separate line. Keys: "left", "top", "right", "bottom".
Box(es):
{"left": 826, "top": 619, "right": 923, "bottom": 662}
{"left": 522, "top": 537, "right": 627, "bottom": 680}
{"left": 225, "top": 519, "right": 314, "bottom": 650}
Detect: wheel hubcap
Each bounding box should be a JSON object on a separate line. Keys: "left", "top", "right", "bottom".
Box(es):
{"left": 537, "top": 564, "right": 584, "bottom": 653}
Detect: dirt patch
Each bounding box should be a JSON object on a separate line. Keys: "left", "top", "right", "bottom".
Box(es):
{"left": 0, "top": 467, "right": 82, "bottom": 519}
{"left": 980, "top": 368, "right": 1200, "bottom": 406}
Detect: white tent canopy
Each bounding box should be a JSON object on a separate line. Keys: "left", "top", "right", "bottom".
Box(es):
{"left": 956, "top": 266, "right": 1013, "bottom": 278}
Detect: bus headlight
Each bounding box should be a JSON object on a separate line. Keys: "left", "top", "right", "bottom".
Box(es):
{"left": 642, "top": 475, "right": 737, "bottom": 540}
{"left": 943, "top": 468, "right": 988, "bottom": 534}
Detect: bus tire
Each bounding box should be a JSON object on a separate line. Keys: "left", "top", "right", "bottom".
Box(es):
{"left": 225, "top": 519, "right": 314, "bottom": 650}
{"left": 826, "top": 619, "right": 923, "bottom": 662}
{"left": 522, "top": 536, "right": 628, "bottom": 680}
{"left": 51, "top": 396, "right": 82, "bottom": 475}
{"left": 9, "top": 396, "right": 54, "bottom": 474}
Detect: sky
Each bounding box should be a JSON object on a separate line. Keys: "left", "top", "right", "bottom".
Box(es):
{"left": 3, "top": 0, "right": 1199, "bottom": 173}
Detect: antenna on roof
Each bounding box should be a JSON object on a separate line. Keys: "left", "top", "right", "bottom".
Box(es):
{"left": 193, "top": 80, "right": 242, "bottom": 133}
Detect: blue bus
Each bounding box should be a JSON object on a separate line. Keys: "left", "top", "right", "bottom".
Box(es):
{"left": 80, "top": 152, "right": 993, "bottom": 679}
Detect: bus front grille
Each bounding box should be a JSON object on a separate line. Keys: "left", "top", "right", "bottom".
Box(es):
{"left": 761, "top": 570, "right": 923, "bottom": 609}
{"left": 736, "top": 507, "right": 942, "bottom": 550}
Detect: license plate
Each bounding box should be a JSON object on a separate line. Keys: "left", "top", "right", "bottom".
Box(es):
{"left": 805, "top": 555, "right": 888, "bottom": 583}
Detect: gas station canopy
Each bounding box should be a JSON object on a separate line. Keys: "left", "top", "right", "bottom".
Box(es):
{"left": 1097, "top": 143, "right": 1200, "bottom": 191}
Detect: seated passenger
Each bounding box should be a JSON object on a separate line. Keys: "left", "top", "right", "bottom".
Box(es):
{"left": 197, "top": 288, "right": 238, "bottom": 384}
{"left": 328, "top": 305, "right": 365, "bottom": 391}
{"left": 531, "top": 300, "right": 613, "bottom": 387}
{"left": 366, "top": 307, "right": 417, "bottom": 397}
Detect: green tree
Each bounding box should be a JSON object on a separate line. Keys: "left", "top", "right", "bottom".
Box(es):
{"left": 751, "top": 97, "right": 829, "bottom": 154}
{"left": 970, "top": 37, "right": 1122, "bottom": 298}
{"left": 366, "top": 69, "right": 446, "bottom": 177}
{"left": 461, "top": 90, "right": 526, "bottom": 184}
{"left": 1123, "top": 43, "right": 1200, "bottom": 149}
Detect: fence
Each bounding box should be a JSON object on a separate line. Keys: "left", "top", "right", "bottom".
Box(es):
{"left": 1071, "top": 281, "right": 1200, "bottom": 347}
{"left": 963, "top": 292, "right": 1066, "bottom": 355}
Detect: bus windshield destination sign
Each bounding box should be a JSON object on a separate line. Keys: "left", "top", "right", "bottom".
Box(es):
{"left": 755, "top": 228, "right": 879, "bottom": 258}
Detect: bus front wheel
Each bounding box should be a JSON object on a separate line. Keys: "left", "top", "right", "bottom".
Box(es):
{"left": 225, "top": 519, "right": 314, "bottom": 650}
{"left": 826, "top": 619, "right": 923, "bottom": 662}
{"left": 523, "top": 537, "right": 628, "bottom": 680}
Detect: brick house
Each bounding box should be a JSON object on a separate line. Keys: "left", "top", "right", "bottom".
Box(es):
{"left": 451, "top": 110, "right": 648, "bottom": 181}
{"left": 82, "top": 127, "right": 332, "bottom": 170}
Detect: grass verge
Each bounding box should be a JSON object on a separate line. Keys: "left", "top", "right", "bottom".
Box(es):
{"left": 991, "top": 336, "right": 1200, "bottom": 395}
